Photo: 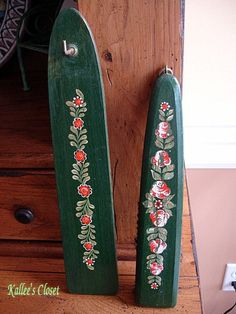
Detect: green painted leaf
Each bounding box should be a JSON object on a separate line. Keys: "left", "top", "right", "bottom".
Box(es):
{"left": 162, "top": 164, "right": 175, "bottom": 173}
{"left": 79, "top": 107, "right": 87, "bottom": 113}
{"left": 151, "top": 170, "right": 161, "bottom": 180}
{"left": 155, "top": 139, "right": 164, "bottom": 149}
{"left": 165, "top": 135, "right": 174, "bottom": 144}
{"left": 148, "top": 275, "right": 155, "bottom": 279}
{"left": 152, "top": 165, "right": 162, "bottom": 174}
{"left": 156, "top": 255, "right": 164, "bottom": 264}
{"left": 70, "top": 126, "right": 78, "bottom": 136}
{"left": 165, "top": 209, "right": 173, "bottom": 216}
{"left": 89, "top": 203, "right": 95, "bottom": 209}
{"left": 90, "top": 233, "right": 95, "bottom": 240}
{"left": 70, "top": 141, "right": 77, "bottom": 148}
{"left": 71, "top": 169, "right": 78, "bottom": 175}
{"left": 80, "top": 129, "right": 87, "bottom": 135}
{"left": 163, "top": 172, "right": 174, "bottom": 180}
{"left": 158, "top": 228, "right": 167, "bottom": 235}
{"left": 143, "top": 200, "right": 154, "bottom": 208}
{"left": 167, "top": 109, "right": 174, "bottom": 116}
{"left": 147, "top": 254, "right": 156, "bottom": 260}
{"left": 147, "top": 259, "right": 156, "bottom": 265}
{"left": 81, "top": 167, "right": 88, "bottom": 174}
{"left": 159, "top": 114, "right": 165, "bottom": 121}
{"left": 80, "top": 140, "right": 88, "bottom": 146}
{"left": 83, "top": 176, "right": 90, "bottom": 183}
{"left": 72, "top": 175, "right": 80, "bottom": 180}
{"left": 78, "top": 234, "right": 86, "bottom": 240}
{"left": 76, "top": 89, "right": 84, "bottom": 100}
{"left": 156, "top": 276, "right": 162, "bottom": 285}
{"left": 145, "top": 193, "right": 154, "bottom": 201}
{"left": 70, "top": 112, "right": 76, "bottom": 117}
{"left": 79, "top": 134, "right": 87, "bottom": 141}
{"left": 164, "top": 194, "right": 175, "bottom": 202}
{"left": 158, "top": 233, "right": 167, "bottom": 242}
{"left": 164, "top": 141, "right": 174, "bottom": 150}
{"left": 146, "top": 227, "right": 159, "bottom": 234}
{"left": 81, "top": 230, "right": 88, "bottom": 235}
{"left": 82, "top": 172, "right": 89, "bottom": 178}
{"left": 73, "top": 163, "right": 80, "bottom": 170}
{"left": 147, "top": 233, "right": 159, "bottom": 241}
{"left": 159, "top": 109, "right": 165, "bottom": 116}
{"left": 165, "top": 201, "right": 176, "bottom": 210}
{"left": 166, "top": 114, "right": 174, "bottom": 121}
{"left": 145, "top": 208, "right": 155, "bottom": 214}
{"left": 77, "top": 200, "right": 87, "bottom": 207}
{"left": 87, "top": 265, "right": 94, "bottom": 271}
{"left": 66, "top": 101, "right": 73, "bottom": 107}
{"left": 68, "top": 134, "right": 77, "bottom": 141}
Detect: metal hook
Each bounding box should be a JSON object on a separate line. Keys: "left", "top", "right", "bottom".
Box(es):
{"left": 159, "top": 66, "right": 173, "bottom": 76}
{"left": 63, "top": 40, "right": 78, "bottom": 57}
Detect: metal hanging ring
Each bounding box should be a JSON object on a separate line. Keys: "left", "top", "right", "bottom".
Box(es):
{"left": 159, "top": 66, "right": 173, "bottom": 76}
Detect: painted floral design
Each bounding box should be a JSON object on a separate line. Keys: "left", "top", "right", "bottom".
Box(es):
{"left": 143, "top": 101, "right": 176, "bottom": 289}
{"left": 66, "top": 89, "right": 99, "bottom": 270}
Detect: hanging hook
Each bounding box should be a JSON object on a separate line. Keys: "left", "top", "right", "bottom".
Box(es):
{"left": 63, "top": 40, "right": 78, "bottom": 57}
{"left": 159, "top": 66, "right": 173, "bottom": 76}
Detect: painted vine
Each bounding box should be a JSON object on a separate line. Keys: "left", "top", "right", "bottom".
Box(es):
{"left": 66, "top": 89, "right": 99, "bottom": 270}
{"left": 143, "top": 101, "right": 176, "bottom": 289}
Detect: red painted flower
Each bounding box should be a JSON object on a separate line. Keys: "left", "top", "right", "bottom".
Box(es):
{"left": 155, "top": 122, "right": 169, "bottom": 139}
{"left": 83, "top": 242, "right": 93, "bottom": 251}
{"left": 151, "top": 181, "right": 171, "bottom": 199}
{"left": 152, "top": 150, "right": 171, "bottom": 167}
{"left": 74, "top": 150, "right": 87, "bottom": 163}
{"left": 78, "top": 184, "right": 92, "bottom": 198}
{"left": 150, "top": 262, "right": 164, "bottom": 275}
{"left": 73, "top": 118, "right": 84, "bottom": 129}
{"left": 151, "top": 282, "right": 158, "bottom": 289}
{"left": 149, "top": 239, "right": 167, "bottom": 254}
{"left": 150, "top": 210, "right": 170, "bottom": 227}
{"left": 80, "top": 215, "right": 92, "bottom": 225}
{"left": 160, "top": 102, "right": 170, "bottom": 112}
{"left": 154, "top": 200, "right": 163, "bottom": 209}
{"left": 73, "top": 96, "right": 84, "bottom": 107}
{"left": 85, "top": 258, "right": 94, "bottom": 266}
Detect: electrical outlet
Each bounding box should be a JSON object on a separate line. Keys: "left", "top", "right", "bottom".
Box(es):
{"left": 222, "top": 264, "right": 236, "bottom": 291}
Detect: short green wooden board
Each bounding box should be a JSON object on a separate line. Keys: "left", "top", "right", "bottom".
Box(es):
{"left": 48, "top": 8, "right": 118, "bottom": 295}
{"left": 135, "top": 72, "right": 183, "bottom": 307}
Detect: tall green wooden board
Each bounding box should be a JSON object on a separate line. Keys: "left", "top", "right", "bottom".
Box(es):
{"left": 135, "top": 70, "right": 183, "bottom": 307}
{"left": 48, "top": 8, "right": 118, "bottom": 294}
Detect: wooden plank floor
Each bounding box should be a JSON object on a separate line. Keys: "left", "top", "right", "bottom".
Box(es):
{"left": 0, "top": 183, "right": 202, "bottom": 314}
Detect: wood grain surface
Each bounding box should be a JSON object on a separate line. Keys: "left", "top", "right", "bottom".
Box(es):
{"left": 0, "top": 0, "right": 183, "bottom": 248}
{"left": 78, "top": 0, "right": 184, "bottom": 244}
{"left": 0, "top": 270, "right": 201, "bottom": 314}
{"left": 0, "top": 197, "right": 200, "bottom": 313}
{"left": 0, "top": 170, "right": 60, "bottom": 240}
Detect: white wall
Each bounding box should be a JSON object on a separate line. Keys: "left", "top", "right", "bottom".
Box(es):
{"left": 183, "top": 0, "right": 236, "bottom": 168}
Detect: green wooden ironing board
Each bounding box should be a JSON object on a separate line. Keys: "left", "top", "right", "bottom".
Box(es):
{"left": 135, "top": 68, "right": 183, "bottom": 307}
{"left": 48, "top": 8, "right": 118, "bottom": 295}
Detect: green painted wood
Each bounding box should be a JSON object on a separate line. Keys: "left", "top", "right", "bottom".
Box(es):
{"left": 48, "top": 8, "right": 118, "bottom": 295}
{"left": 135, "top": 71, "right": 183, "bottom": 307}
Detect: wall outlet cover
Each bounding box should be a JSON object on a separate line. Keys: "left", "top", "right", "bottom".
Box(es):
{"left": 222, "top": 264, "right": 236, "bottom": 291}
